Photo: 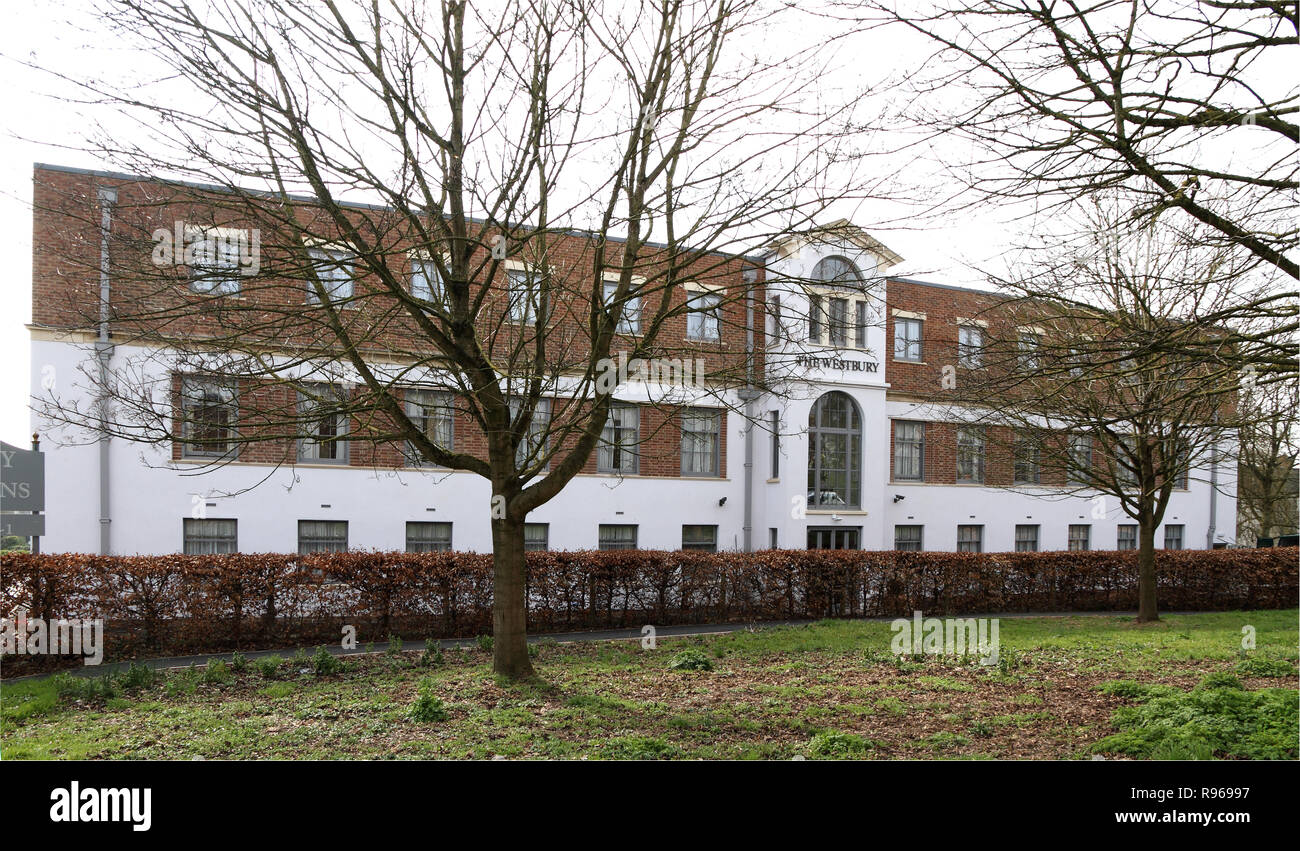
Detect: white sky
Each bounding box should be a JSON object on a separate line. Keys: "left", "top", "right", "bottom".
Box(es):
{"left": 0, "top": 0, "right": 1235, "bottom": 448}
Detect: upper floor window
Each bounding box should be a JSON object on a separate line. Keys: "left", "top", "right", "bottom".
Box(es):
{"left": 681, "top": 408, "right": 721, "bottom": 477}
{"left": 1069, "top": 435, "right": 1092, "bottom": 486}
{"left": 180, "top": 376, "right": 237, "bottom": 458}
{"left": 297, "top": 383, "right": 349, "bottom": 464}
{"left": 507, "top": 267, "right": 545, "bottom": 323}
{"left": 509, "top": 396, "right": 551, "bottom": 472}
{"left": 404, "top": 389, "right": 454, "bottom": 465}
{"left": 893, "top": 420, "right": 925, "bottom": 481}
{"left": 411, "top": 258, "right": 443, "bottom": 302}
{"left": 1018, "top": 331, "right": 1042, "bottom": 369}
{"left": 1014, "top": 435, "right": 1042, "bottom": 484}
{"left": 306, "top": 247, "right": 355, "bottom": 304}
{"left": 812, "top": 255, "right": 864, "bottom": 286}
{"left": 186, "top": 226, "right": 246, "bottom": 295}
{"left": 958, "top": 325, "right": 983, "bottom": 368}
{"left": 687, "top": 290, "right": 722, "bottom": 341}
{"left": 808, "top": 391, "right": 862, "bottom": 509}
{"left": 956, "top": 427, "right": 986, "bottom": 483}
{"left": 828, "top": 297, "right": 849, "bottom": 346}
{"left": 603, "top": 280, "right": 641, "bottom": 334}
{"left": 894, "top": 317, "right": 923, "bottom": 362}
{"left": 598, "top": 403, "right": 640, "bottom": 475}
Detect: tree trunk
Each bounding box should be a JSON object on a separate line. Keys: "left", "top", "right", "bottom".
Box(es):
{"left": 1136, "top": 520, "right": 1159, "bottom": 622}
{"left": 490, "top": 516, "right": 535, "bottom": 680}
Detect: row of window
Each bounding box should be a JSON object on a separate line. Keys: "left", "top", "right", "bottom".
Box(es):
{"left": 181, "top": 519, "right": 720, "bottom": 554}
{"left": 188, "top": 239, "right": 727, "bottom": 340}
{"left": 181, "top": 376, "right": 723, "bottom": 477}
{"left": 893, "top": 523, "right": 1186, "bottom": 552}
{"left": 893, "top": 421, "right": 1187, "bottom": 488}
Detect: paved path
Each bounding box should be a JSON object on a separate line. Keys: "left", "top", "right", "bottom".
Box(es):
{"left": 3, "top": 610, "right": 1200, "bottom": 681}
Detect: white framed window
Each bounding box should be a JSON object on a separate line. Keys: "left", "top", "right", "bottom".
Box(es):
{"left": 406, "top": 521, "right": 452, "bottom": 552}
{"left": 603, "top": 281, "right": 641, "bottom": 334}
{"left": 687, "top": 291, "right": 722, "bottom": 341}
{"left": 893, "top": 420, "right": 924, "bottom": 481}
{"left": 855, "top": 301, "right": 869, "bottom": 349}
{"left": 404, "top": 389, "right": 454, "bottom": 465}
{"left": 1117, "top": 524, "right": 1138, "bottom": 550}
{"left": 180, "top": 376, "right": 237, "bottom": 458}
{"left": 1068, "top": 524, "right": 1091, "bottom": 551}
{"left": 828, "top": 297, "right": 849, "bottom": 346}
{"left": 411, "top": 257, "right": 443, "bottom": 302}
{"left": 956, "top": 427, "right": 986, "bottom": 483}
{"left": 598, "top": 524, "right": 637, "bottom": 551}
{"left": 183, "top": 518, "right": 237, "bottom": 554}
{"left": 507, "top": 267, "right": 544, "bottom": 323}
{"left": 894, "top": 525, "right": 923, "bottom": 551}
{"left": 298, "top": 520, "right": 348, "bottom": 553}
{"left": 808, "top": 293, "right": 823, "bottom": 342}
{"left": 894, "top": 317, "right": 923, "bottom": 362}
{"left": 509, "top": 396, "right": 551, "bottom": 472}
{"left": 682, "top": 525, "right": 717, "bottom": 552}
{"left": 1015, "top": 524, "right": 1039, "bottom": 552}
{"left": 524, "top": 523, "right": 549, "bottom": 552}
{"left": 598, "top": 403, "right": 640, "bottom": 474}
{"left": 186, "top": 226, "right": 246, "bottom": 295}
{"left": 1014, "top": 435, "right": 1041, "bottom": 484}
{"left": 769, "top": 410, "right": 780, "bottom": 478}
{"left": 1018, "top": 331, "right": 1042, "bottom": 369}
{"left": 957, "top": 524, "right": 983, "bottom": 553}
{"left": 681, "top": 408, "right": 721, "bottom": 477}
{"left": 1069, "top": 435, "right": 1092, "bottom": 486}
{"left": 297, "top": 384, "right": 349, "bottom": 464}
{"left": 306, "top": 247, "right": 354, "bottom": 303}
{"left": 1164, "top": 524, "right": 1184, "bottom": 550}
{"left": 958, "top": 325, "right": 983, "bottom": 368}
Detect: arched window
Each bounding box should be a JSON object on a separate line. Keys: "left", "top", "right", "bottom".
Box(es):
{"left": 812, "top": 255, "right": 864, "bottom": 286}
{"left": 807, "top": 391, "right": 862, "bottom": 509}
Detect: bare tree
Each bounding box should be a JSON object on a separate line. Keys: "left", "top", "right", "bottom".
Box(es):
{"left": 1237, "top": 380, "right": 1300, "bottom": 542}
{"left": 931, "top": 204, "right": 1295, "bottom": 621}
{"left": 27, "top": 0, "right": 886, "bottom": 678}
{"left": 853, "top": 0, "right": 1298, "bottom": 278}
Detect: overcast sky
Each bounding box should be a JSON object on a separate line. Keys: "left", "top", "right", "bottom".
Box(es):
{"left": 0, "top": 0, "right": 1170, "bottom": 448}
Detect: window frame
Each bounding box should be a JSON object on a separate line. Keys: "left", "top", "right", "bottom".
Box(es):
{"left": 686, "top": 290, "right": 723, "bottom": 342}
{"left": 1164, "top": 524, "right": 1184, "bottom": 550}
{"left": 297, "top": 519, "right": 348, "bottom": 554}
{"left": 894, "top": 524, "right": 923, "bottom": 552}
{"left": 183, "top": 517, "right": 238, "bottom": 554}
{"left": 957, "top": 524, "right": 983, "bottom": 553}
{"left": 1117, "top": 524, "right": 1138, "bottom": 551}
{"left": 296, "top": 383, "right": 350, "bottom": 464}
{"left": 524, "top": 523, "right": 550, "bottom": 552}
{"left": 956, "top": 426, "right": 986, "bottom": 484}
{"left": 807, "top": 391, "right": 863, "bottom": 509}
{"left": 305, "top": 246, "right": 356, "bottom": 304}
{"left": 405, "top": 521, "right": 453, "bottom": 553}
{"left": 680, "top": 407, "right": 722, "bottom": 478}
{"left": 893, "top": 420, "right": 925, "bottom": 482}
{"left": 597, "top": 524, "right": 638, "bottom": 551}
{"left": 598, "top": 402, "right": 641, "bottom": 475}
{"left": 180, "top": 375, "right": 238, "bottom": 459}
{"left": 957, "top": 325, "right": 984, "bottom": 368}
{"left": 893, "top": 317, "right": 923, "bottom": 362}
{"left": 1014, "top": 524, "right": 1039, "bottom": 552}
{"left": 681, "top": 524, "right": 718, "bottom": 552}
{"left": 404, "top": 388, "right": 455, "bottom": 466}
{"left": 1068, "top": 524, "right": 1091, "bottom": 551}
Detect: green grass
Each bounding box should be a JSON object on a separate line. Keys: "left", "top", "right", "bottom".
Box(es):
{"left": 2, "top": 609, "right": 1295, "bottom": 760}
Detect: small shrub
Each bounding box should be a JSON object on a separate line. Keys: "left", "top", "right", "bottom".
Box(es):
{"left": 604, "top": 736, "right": 681, "bottom": 760}
{"left": 476, "top": 634, "right": 494, "bottom": 653}
{"left": 313, "top": 647, "right": 341, "bottom": 676}
{"left": 291, "top": 647, "right": 310, "bottom": 667}
{"left": 667, "top": 648, "right": 712, "bottom": 671}
{"left": 419, "top": 639, "right": 444, "bottom": 667}
{"left": 201, "top": 659, "right": 232, "bottom": 685}
{"left": 230, "top": 652, "right": 248, "bottom": 673}
{"left": 808, "top": 732, "right": 874, "bottom": 759}
{"left": 861, "top": 649, "right": 891, "bottom": 666}
{"left": 257, "top": 655, "right": 284, "bottom": 680}
{"left": 410, "top": 680, "right": 449, "bottom": 722}
{"left": 1235, "top": 657, "right": 1295, "bottom": 678}
{"left": 164, "top": 669, "right": 197, "bottom": 698}
{"left": 969, "top": 719, "right": 995, "bottom": 738}
{"left": 117, "top": 662, "right": 157, "bottom": 692}
{"left": 1196, "top": 672, "right": 1244, "bottom": 691}
{"left": 387, "top": 634, "right": 404, "bottom": 656}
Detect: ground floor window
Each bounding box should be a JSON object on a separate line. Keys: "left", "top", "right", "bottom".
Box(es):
{"left": 1014, "top": 524, "right": 1039, "bottom": 552}
{"left": 299, "top": 520, "right": 348, "bottom": 553}
{"left": 769, "top": 528, "right": 779, "bottom": 548}
{"left": 807, "top": 526, "right": 859, "bottom": 550}
{"left": 598, "top": 524, "right": 637, "bottom": 550}
{"left": 524, "top": 523, "right": 549, "bottom": 551}
{"left": 957, "top": 524, "right": 983, "bottom": 553}
{"left": 1117, "top": 525, "right": 1137, "bottom": 551}
{"left": 682, "top": 525, "right": 718, "bottom": 552}
{"left": 1068, "top": 524, "right": 1090, "bottom": 551}
{"left": 183, "top": 518, "right": 237, "bottom": 554}
{"left": 1164, "top": 524, "right": 1184, "bottom": 550}
{"left": 406, "top": 521, "right": 452, "bottom": 552}
{"left": 894, "top": 525, "right": 923, "bottom": 551}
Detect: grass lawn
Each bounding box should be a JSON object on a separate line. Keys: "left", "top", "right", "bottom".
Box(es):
{"left": 2, "top": 610, "right": 1296, "bottom": 760}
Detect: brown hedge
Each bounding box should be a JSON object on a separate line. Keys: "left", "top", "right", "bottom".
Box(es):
{"left": 2, "top": 547, "right": 1295, "bottom": 673}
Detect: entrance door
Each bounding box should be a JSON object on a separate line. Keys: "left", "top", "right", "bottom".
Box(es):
{"left": 807, "top": 526, "right": 860, "bottom": 550}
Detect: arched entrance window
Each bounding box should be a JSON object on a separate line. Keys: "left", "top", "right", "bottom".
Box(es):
{"left": 812, "top": 255, "right": 864, "bottom": 286}
{"left": 807, "top": 391, "right": 862, "bottom": 509}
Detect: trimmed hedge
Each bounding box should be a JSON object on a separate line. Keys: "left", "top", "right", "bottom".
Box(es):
{"left": 2, "top": 547, "right": 1295, "bottom": 672}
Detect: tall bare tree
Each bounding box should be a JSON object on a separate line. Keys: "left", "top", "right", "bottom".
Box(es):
{"left": 27, "top": 0, "right": 886, "bottom": 678}
{"left": 853, "top": 0, "right": 1298, "bottom": 277}
{"left": 931, "top": 205, "right": 1295, "bottom": 621}
{"left": 1237, "top": 380, "right": 1300, "bottom": 542}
